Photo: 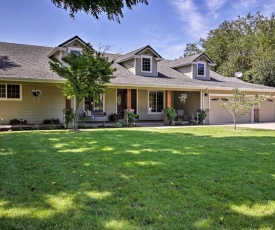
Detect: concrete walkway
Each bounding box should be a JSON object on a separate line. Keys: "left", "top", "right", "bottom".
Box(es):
{"left": 221, "top": 122, "right": 275, "bottom": 130}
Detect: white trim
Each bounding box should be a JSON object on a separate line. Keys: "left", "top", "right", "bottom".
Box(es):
{"left": 141, "top": 55, "right": 153, "bottom": 73}
{"left": 115, "top": 88, "right": 118, "bottom": 114}
{"left": 197, "top": 61, "right": 206, "bottom": 77}
{"left": 200, "top": 89, "right": 204, "bottom": 110}
{"left": 134, "top": 58, "right": 136, "bottom": 75}
{"left": 103, "top": 94, "right": 106, "bottom": 113}
{"left": 0, "top": 83, "right": 22, "bottom": 101}
{"left": 0, "top": 77, "right": 66, "bottom": 83}
{"left": 136, "top": 47, "right": 162, "bottom": 58}
{"left": 251, "top": 108, "right": 255, "bottom": 123}
{"left": 148, "top": 90, "right": 165, "bottom": 114}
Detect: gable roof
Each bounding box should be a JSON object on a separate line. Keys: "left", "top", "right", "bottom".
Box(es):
{"left": 116, "top": 45, "right": 162, "bottom": 63}
{"left": 0, "top": 42, "right": 63, "bottom": 81}
{"left": 0, "top": 40, "right": 274, "bottom": 92}
{"left": 58, "top": 35, "right": 86, "bottom": 47}
{"left": 169, "top": 52, "right": 214, "bottom": 68}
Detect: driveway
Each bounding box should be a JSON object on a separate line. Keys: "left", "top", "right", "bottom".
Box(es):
{"left": 221, "top": 122, "right": 275, "bottom": 130}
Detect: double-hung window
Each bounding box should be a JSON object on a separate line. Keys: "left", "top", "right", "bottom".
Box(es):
{"left": 0, "top": 84, "right": 21, "bottom": 100}
{"left": 141, "top": 56, "right": 152, "bottom": 73}
{"left": 148, "top": 91, "right": 164, "bottom": 113}
{"left": 84, "top": 93, "right": 104, "bottom": 112}
{"left": 197, "top": 62, "right": 206, "bottom": 77}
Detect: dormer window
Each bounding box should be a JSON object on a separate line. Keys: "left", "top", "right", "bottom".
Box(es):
{"left": 197, "top": 62, "right": 206, "bottom": 77}
{"left": 141, "top": 56, "right": 152, "bottom": 73}
{"left": 68, "top": 47, "right": 82, "bottom": 55}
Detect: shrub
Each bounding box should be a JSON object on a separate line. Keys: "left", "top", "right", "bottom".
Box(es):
{"left": 114, "top": 121, "right": 125, "bottom": 128}
{"left": 109, "top": 113, "right": 118, "bottom": 122}
{"left": 10, "top": 118, "right": 27, "bottom": 125}
{"left": 127, "top": 111, "right": 139, "bottom": 126}
{"left": 43, "top": 118, "right": 60, "bottom": 124}
{"left": 164, "top": 108, "right": 177, "bottom": 125}
{"left": 65, "top": 108, "right": 74, "bottom": 126}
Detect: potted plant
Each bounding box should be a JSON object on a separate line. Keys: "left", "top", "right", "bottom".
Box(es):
{"left": 198, "top": 111, "right": 206, "bottom": 125}
{"left": 31, "top": 89, "right": 42, "bottom": 97}
{"left": 163, "top": 107, "right": 177, "bottom": 125}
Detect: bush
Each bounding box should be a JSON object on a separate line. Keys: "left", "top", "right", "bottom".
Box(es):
{"left": 10, "top": 118, "right": 27, "bottom": 125}
{"left": 127, "top": 111, "right": 139, "bottom": 126}
{"left": 65, "top": 108, "right": 74, "bottom": 126}
{"left": 164, "top": 108, "right": 177, "bottom": 125}
{"left": 43, "top": 118, "right": 60, "bottom": 124}
{"left": 114, "top": 121, "right": 125, "bottom": 128}
{"left": 109, "top": 113, "right": 118, "bottom": 122}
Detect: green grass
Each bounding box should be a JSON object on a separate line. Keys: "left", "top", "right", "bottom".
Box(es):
{"left": 0, "top": 127, "right": 274, "bottom": 229}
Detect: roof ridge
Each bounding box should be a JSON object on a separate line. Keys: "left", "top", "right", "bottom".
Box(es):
{"left": 0, "top": 41, "right": 54, "bottom": 49}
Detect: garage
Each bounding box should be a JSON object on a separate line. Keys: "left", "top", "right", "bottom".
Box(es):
{"left": 209, "top": 96, "right": 251, "bottom": 124}
{"left": 260, "top": 99, "right": 275, "bottom": 122}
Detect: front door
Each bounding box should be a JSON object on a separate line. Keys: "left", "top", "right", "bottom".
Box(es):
{"left": 117, "top": 89, "right": 127, "bottom": 119}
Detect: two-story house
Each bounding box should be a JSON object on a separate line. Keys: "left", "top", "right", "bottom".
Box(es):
{"left": 1, "top": 36, "right": 275, "bottom": 125}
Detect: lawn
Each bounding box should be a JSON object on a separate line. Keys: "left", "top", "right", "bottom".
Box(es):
{"left": 0, "top": 127, "right": 274, "bottom": 229}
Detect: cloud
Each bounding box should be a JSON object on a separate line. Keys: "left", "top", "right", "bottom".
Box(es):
{"left": 169, "top": 0, "right": 209, "bottom": 39}
{"left": 206, "top": 0, "right": 227, "bottom": 19}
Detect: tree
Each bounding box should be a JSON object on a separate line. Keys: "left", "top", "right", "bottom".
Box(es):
{"left": 244, "top": 50, "right": 275, "bottom": 87}
{"left": 49, "top": 44, "right": 115, "bottom": 130}
{"left": 51, "top": 0, "right": 148, "bottom": 22}
{"left": 199, "top": 12, "right": 275, "bottom": 85}
{"left": 221, "top": 89, "right": 266, "bottom": 130}
{"left": 182, "top": 43, "right": 202, "bottom": 57}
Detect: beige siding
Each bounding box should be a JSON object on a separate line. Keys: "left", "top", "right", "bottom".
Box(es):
{"left": 173, "top": 91, "right": 200, "bottom": 118}
{"left": 176, "top": 65, "right": 192, "bottom": 78}
{"left": 135, "top": 50, "right": 158, "bottom": 77}
{"left": 260, "top": 99, "right": 275, "bottom": 122}
{"left": 138, "top": 90, "right": 163, "bottom": 120}
{"left": 0, "top": 82, "right": 65, "bottom": 125}
{"left": 105, "top": 88, "right": 116, "bottom": 117}
{"left": 121, "top": 59, "right": 135, "bottom": 74}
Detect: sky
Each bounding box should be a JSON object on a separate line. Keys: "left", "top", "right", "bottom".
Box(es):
{"left": 0, "top": 0, "right": 274, "bottom": 59}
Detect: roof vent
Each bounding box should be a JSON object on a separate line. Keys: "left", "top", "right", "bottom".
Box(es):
{"left": 73, "top": 43, "right": 78, "bottom": 47}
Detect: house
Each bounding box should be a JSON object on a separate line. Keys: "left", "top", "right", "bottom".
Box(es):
{"left": 1, "top": 36, "right": 275, "bottom": 125}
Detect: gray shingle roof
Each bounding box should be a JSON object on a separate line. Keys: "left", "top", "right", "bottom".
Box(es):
{"left": 0, "top": 42, "right": 63, "bottom": 81}
{"left": 169, "top": 52, "right": 213, "bottom": 68}
{"left": 0, "top": 41, "right": 274, "bottom": 91}
{"left": 111, "top": 59, "right": 274, "bottom": 91}
{"left": 116, "top": 45, "right": 162, "bottom": 63}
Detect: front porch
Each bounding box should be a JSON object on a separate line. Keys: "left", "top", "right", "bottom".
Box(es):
{"left": 77, "top": 88, "right": 208, "bottom": 124}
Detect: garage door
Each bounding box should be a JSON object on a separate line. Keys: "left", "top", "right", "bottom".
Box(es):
{"left": 210, "top": 97, "right": 251, "bottom": 124}
{"left": 260, "top": 99, "right": 275, "bottom": 122}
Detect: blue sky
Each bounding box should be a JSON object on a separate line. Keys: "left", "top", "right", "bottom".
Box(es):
{"left": 0, "top": 0, "right": 274, "bottom": 59}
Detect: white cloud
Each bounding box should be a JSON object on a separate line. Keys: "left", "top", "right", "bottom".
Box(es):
{"left": 168, "top": 0, "right": 209, "bottom": 39}
{"left": 206, "top": 0, "right": 227, "bottom": 19}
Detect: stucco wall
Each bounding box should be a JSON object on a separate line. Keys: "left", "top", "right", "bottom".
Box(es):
{"left": 0, "top": 82, "right": 65, "bottom": 125}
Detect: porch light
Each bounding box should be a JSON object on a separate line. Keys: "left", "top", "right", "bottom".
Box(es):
{"left": 204, "top": 93, "right": 209, "bottom": 97}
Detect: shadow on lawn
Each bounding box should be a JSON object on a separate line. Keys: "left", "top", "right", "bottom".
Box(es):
{"left": 0, "top": 128, "right": 274, "bottom": 229}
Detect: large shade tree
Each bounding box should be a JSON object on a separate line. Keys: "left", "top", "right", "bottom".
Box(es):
{"left": 199, "top": 12, "right": 275, "bottom": 86}
{"left": 51, "top": 0, "right": 148, "bottom": 22}
{"left": 49, "top": 44, "right": 115, "bottom": 130}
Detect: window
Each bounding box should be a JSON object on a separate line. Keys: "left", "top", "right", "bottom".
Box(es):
{"left": 197, "top": 62, "right": 206, "bottom": 77}
{"left": 149, "top": 91, "right": 164, "bottom": 113}
{"left": 84, "top": 94, "right": 104, "bottom": 112}
{"left": 68, "top": 47, "right": 82, "bottom": 55}
{"left": 70, "top": 50, "right": 81, "bottom": 55}
{"left": 0, "top": 84, "right": 21, "bottom": 100}
{"left": 141, "top": 56, "right": 152, "bottom": 73}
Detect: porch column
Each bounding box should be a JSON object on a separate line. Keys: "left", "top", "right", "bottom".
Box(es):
{"left": 205, "top": 109, "right": 210, "bottom": 125}
{"left": 166, "top": 90, "right": 172, "bottom": 108}
{"left": 127, "top": 89, "right": 132, "bottom": 109}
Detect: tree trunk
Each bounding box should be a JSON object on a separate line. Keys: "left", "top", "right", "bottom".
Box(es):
{"left": 73, "top": 98, "right": 81, "bottom": 130}
{"left": 233, "top": 116, "right": 236, "bottom": 130}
